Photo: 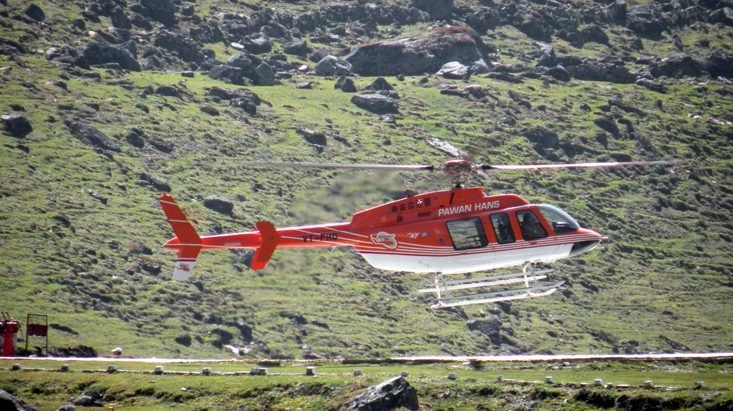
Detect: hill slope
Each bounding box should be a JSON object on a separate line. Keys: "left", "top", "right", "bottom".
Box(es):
{"left": 1, "top": 0, "right": 731, "bottom": 358}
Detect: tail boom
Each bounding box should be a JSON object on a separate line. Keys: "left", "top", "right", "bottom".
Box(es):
{"left": 159, "top": 193, "right": 284, "bottom": 278}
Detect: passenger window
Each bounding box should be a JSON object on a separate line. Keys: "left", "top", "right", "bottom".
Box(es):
{"left": 490, "top": 213, "right": 515, "bottom": 244}
{"left": 446, "top": 217, "right": 488, "bottom": 250}
{"left": 517, "top": 210, "right": 547, "bottom": 241}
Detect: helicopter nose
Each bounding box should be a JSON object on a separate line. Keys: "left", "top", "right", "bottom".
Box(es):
{"left": 569, "top": 228, "right": 604, "bottom": 257}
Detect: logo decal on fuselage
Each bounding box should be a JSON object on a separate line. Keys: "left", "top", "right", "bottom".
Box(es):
{"left": 371, "top": 231, "right": 398, "bottom": 249}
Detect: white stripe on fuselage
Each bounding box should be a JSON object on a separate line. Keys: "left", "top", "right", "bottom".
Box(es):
{"left": 359, "top": 244, "right": 574, "bottom": 274}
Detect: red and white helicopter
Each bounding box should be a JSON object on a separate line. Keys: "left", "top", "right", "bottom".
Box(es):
{"left": 160, "top": 153, "right": 673, "bottom": 309}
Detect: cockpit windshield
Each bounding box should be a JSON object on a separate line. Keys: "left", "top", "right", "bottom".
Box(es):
{"left": 538, "top": 204, "right": 580, "bottom": 234}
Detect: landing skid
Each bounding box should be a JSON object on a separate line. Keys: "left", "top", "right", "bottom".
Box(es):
{"left": 418, "top": 263, "right": 564, "bottom": 309}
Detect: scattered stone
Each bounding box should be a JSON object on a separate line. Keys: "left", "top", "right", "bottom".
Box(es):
{"left": 244, "top": 36, "right": 272, "bottom": 54}
{"left": 139, "top": 173, "right": 171, "bottom": 192}
{"left": 125, "top": 128, "right": 145, "bottom": 148}
{"left": 208, "top": 65, "right": 244, "bottom": 85}
{"left": 635, "top": 78, "right": 666, "bottom": 93}
{"left": 0, "top": 389, "right": 38, "bottom": 411}
{"left": 546, "top": 65, "right": 571, "bottom": 82}
{"left": 467, "top": 318, "right": 502, "bottom": 345}
{"left": 297, "top": 128, "right": 327, "bottom": 152}
{"left": 335, "top": 76, "right": 356, "bottom": 92}
{"left": 71, "top": 391, "right": 102, "bottom": 407}
{"left": 412, "top": 0, "right": 453, "bottom": 20}
{"left": 181, "top": 71, "right": 194, "bottom": 78}
{"left": 295, "top": 81, "right": 312, "bottom": 89}
{"left": 283, "top": 38, "right": 311, "bottom": 56}
{"left": 650, "top": 53, "right": 705, "bottom": 78}
{"left": 523, "top": 126, "right": 559, "bottom": 152}
{"left": 77, "top": 42, "right": 140, "bottom": 71}
{"left": 111, "top": 347, "right": 122, "bottom": 355}
{"left": 203, "top": 196, "right": 234, "bottom": 214}
{"left": 200, "top": 106, "right": 220, "bottom": 116}
{"left": 315, "top": 55, "right": 352, "bottom": 76}
{"left": 308, "top": 47, "right": 331, "bottom": 63}
{"left": 488, "top": 72, "right": 522, "bottom": 83}
{"left": 155, "top": 85, "right": 181, "bottom": 98}
{"left": 345, "top": 376, "right": 419, "bottom": 410}
{"left": 594, "top": 116, "right": 621, "bottom": 137}
{"left": 154, "top": 30, "right": 205, "bottom": 63}
{"left": 351, "top": 93, "right": 399, "bottom": 114}
{"left": 24, "top": 4, "right": 45, "bottom": 22}
{"left": 2, "top": 114, "right": 32, "bottom": 138}
{"left": 437, "top": 61, "right": 471, "bottom": 79}
{"left": 65, "top": 120, "right": 120, "bottom": 152}
{"left": 254, "top": 62, "right": 275, "bottom": 86}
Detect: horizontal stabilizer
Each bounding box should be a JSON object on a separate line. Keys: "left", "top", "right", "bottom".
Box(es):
{"left": 249, "top": 221, "right": 280, "bottom": 270}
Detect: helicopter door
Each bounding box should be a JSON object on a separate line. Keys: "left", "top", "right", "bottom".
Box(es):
{"left": 445, "top": 217, "right": 493, "bottom": 271}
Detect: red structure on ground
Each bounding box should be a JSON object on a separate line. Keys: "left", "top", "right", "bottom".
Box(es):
{"left": 1, "top": 312, "right": 20, "bottom": 356}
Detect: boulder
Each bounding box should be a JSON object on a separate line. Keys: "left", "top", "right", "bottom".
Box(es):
{"left": 626, "top": 5, "right": 667, "bottom": 38}
{"left": 110, "top": 7, "right": 131, "bottom": 29}
{"left": 411, "top": 0, "right": 453, "bottom": 20}
{"left": 154, "top": 30, "right": 206, "bottom": 64}
{"left": 351, "top": 93, "right": 399, "bottom": 114}
{"left": 203, "top": 196, "right": 234, "bottom": 214}
{"left": 516, "top": 10, "right": 553, "bottom": 41}
{"left": 345, "top": 26, "right": 492, "bottom": 76}
{"left": 125, "top": 128, "right": 145, "bottom": 148}
{"left": 77, "top": 42, "right": 140, "bottom": 71}
{"left": 523, "top": 126, "right": 559, "bottom": 152}
{"left": 140, "top": 0, "right": 177, "bottom": 27}
{"left": 64, "top": 120, "right": 120, "bottom": 152}
{"left": 253, "top": 62, "right": 275, "bottom": 86}
{"left": 308, "top": 47, "right": 332, "bottom": 63}
{"left": 244, "top": 36, "right": 272, "bottom": 54}
{"left": 139, "top": 173, "right": 170, "bottom": 192}
{"left": 649, "top": 53, "right": 705, "bottom": 78}
{"left": 709, "top": 7, "right": 733, "bottom": 26}
{"left": 546, "top": 65, "right": 571, "bottom": 82}
{"left": 594, "top": 116, "right": 621, "bottom": 137}
{"left": 706, "top": 50, "right": 733, "bottom": 78}
{"left": 0, "top": 389, "right": 38, "bottom": 411}
{"left": 2, "top": 114, "right": 32, "bottom": 137}
{"left": 567, "top": 59, "right": 635, "bottom": 83}
{"left": 208, "top": 65, "right": 244, "bottom": 85}
{"left": 24, "top": 4, "right": 45, "bottom": 22}
{"left": 364, "top": 77, "right": 394, "bottom": 92}
{"left": 315, "top": 55, "right": 352, "bottom": 76}
{"left": 283, "top": 38, "right": 311, "bottom": 56}
{"left": 635, "top": 78, "right": 667, "bottom": 93}
{"left": 155, "top": 86, "right": 181, "bottom": 98}
{"left": 467, "top": 317, "right": 502, "bottom": 345}
{"left": 345, "top": 376, "right": 419, "bottom": 410}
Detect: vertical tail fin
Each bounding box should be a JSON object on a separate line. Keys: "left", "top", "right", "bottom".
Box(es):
{"left": 160, "top": 193, "right": 202, "bottom": 280}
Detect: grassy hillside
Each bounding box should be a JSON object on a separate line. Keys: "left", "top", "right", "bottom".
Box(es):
{"left": 1, "top": 0, "right": 732, "bottom": 361}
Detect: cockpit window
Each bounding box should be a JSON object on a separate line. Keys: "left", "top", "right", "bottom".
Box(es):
{"left": 539, "top": 204, "right": 580, "bottom": 234}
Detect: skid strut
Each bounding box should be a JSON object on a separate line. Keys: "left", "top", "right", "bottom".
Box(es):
{"left": 418, "top": 263, "right": 564, "bottom": 309}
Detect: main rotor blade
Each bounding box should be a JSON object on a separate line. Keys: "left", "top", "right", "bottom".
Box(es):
{"left": 242, "top": 161, "right": 435, "bottom": 172}
{"left": 482, "top": 160, "right": 677, "bottom": 171}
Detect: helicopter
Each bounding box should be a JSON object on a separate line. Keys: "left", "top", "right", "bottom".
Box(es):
{"left": 160, "top": 155, "right": 673, "bottom": 309}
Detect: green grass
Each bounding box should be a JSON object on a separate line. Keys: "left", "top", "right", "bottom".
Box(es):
{"left": 1, "top": 359, "right": 731, "bottom": 410}
{"left": 0, "top": 0, "right": 732, "bottom": 367}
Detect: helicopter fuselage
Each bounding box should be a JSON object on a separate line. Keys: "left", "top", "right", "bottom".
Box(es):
{"left": 163, "top": 187, "right": 603, "bottom": 275}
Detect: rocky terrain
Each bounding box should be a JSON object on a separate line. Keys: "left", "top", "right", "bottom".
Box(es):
{"left": 1, "top": 0, "right": 732, "bottom": 360}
